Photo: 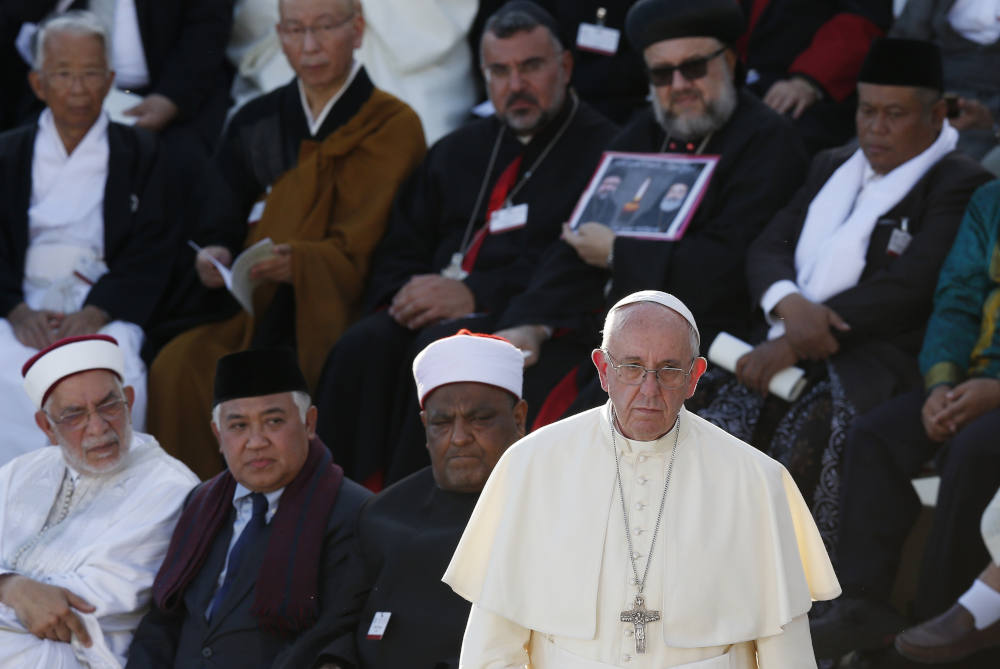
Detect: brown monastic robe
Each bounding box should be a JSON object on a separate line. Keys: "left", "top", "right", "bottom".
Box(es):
{"left": 147, "top": 89, "right": 425, "bottom": 478}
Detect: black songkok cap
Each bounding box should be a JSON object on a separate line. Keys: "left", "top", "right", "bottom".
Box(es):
{"left": 625, "top": 0, "right": 745, "bottom": 52}
{"left": 488, "top": 1, "right": 565, "bottom": 49}
{"left": 213, "top": 348, "right": 308, "bottom": 406}
{"left": 858, "top": 38, "right": 943, "bottom": 91}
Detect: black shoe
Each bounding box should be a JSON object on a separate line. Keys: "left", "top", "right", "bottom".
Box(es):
{"left": 810, "top": 597, "right": 909, "bottom": 660}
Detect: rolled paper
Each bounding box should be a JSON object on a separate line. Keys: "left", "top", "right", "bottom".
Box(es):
{"left": 707, "top": 332, "right": 808, "bottom": 402}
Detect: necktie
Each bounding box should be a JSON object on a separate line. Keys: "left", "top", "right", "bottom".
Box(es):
{"left": 207, "top": 492, "right": 267, "bottom": 620}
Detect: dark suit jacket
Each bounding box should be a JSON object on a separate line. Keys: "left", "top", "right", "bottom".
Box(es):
{"left": 747, "top": 145, "right": 993, "bottom": 409}
{"left": 2, "top": 0, "right": 233, "bottom": 142}
{"left": 0, "top": 120, "right": 174, "bottom": 327}
{"left": 125, "top": 478, "right": 371, "bottom": 669}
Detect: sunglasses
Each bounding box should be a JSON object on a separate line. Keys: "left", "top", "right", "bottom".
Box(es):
{"left": 647, "top": 47, "right": 727, "bottom": 86}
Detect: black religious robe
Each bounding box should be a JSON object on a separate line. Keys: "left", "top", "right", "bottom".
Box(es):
{"left": 0, "top": 120, "right": 173, "bottom": 328}
{"left": 495, "top": 90, "right": 809, "bottom": 426}
{"left": 314, "top": 93, "right": 617, "bottom": 486}
{"left": 501, "top": 89, "right": 808, "bottom": 348}
{"left": 315, "top": 467, "right": 479, "bottom": 669}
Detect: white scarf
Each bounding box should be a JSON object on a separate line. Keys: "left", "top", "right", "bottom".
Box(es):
{"left": 793, "top": 121, "right": 958, "bottom": 306}
{"left": 948, "top": 0, "right": 1000, "bottom": 45}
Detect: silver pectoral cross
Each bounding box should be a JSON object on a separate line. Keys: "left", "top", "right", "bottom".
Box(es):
{"left": 620, "top": 594, "right": 660, "bottom": 654}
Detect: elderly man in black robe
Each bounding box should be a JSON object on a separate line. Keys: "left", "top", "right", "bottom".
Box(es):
{"left": 312, "top": 1, "right": 616, "bottom": 489}
{"left": 494, "top": 0, "right": 808, "bottom": 430}
{"left": 311, "top": 330, "right": 526, "bottom": 668}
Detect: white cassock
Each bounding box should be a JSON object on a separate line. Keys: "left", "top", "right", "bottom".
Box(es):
{"left": 0, "top": 109, "right": 148, "bottom": 466}
{"left": 444, "top": 404, "right": 841, "bottom": 668}
{"left": 358, "top": 0, "right": 478, "bottom": 144}
{"left": 0, "top": 432, "right": 197, "bottom": 668}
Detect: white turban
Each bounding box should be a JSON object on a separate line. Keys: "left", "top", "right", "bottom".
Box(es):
{"left": 413, "top": 330, "right": 524, "bottom": 407}
{"left": 22, "top": 335, "right": 124, "bottom": 409}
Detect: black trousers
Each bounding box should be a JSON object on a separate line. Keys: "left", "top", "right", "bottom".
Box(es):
{"left": 837, "top": 388, "right": 1000, "bottom": 619}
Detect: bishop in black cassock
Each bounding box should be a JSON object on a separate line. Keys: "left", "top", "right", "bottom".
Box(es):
{"left": 313, "top": 2, "right": 617, "bottom": 488}
{"left": 493, "top": 0, "right": 809, "bottom": 429}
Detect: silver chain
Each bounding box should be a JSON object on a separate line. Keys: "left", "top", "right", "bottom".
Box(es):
{"left": 611, "top": 408, "right": 679, "bottom": 596}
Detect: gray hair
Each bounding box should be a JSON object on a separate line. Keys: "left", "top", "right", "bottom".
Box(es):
{"left": 480, "top": 7, "right": 563, "bottom": 61}
{"left": 211, "top": 390, "right": 311, "bottom": 427}
{"left": 33, "top": 10, "right": 111, "bottom": 71}
{"left": 601, "top": 303, "right": 701, "bottom": 360}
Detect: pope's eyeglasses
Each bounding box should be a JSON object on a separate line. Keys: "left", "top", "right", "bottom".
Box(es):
{"left": 602, "top": 350, "right": 693, "bottom": 389}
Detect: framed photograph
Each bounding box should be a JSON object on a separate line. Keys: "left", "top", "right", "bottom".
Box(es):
{"left": 568, "top": 151, "right": 719, "bottom": 241}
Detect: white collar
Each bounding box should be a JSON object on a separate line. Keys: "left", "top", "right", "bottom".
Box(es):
{"left": 232, "top": 482, "right": 284, "bottom": 516}
{"left": 38, "top": 108, "right": 110, "bottom": 160}
{"left": 297, "top": 59, "right": 362, "bottom": 137}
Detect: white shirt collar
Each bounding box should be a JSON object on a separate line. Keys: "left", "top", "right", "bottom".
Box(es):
{"left": 232, "top": 482, "right": 283, "bottom": 523}
{"left": 297, "top": 59, "right": 362, "bottom": 137}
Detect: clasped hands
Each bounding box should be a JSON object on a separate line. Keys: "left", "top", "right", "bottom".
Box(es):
{"left": 736, "top": 294, "right": 849, "bottom": 396}
{"left": 388, "top": 274, "right": 475, "bottom": 330}
{"left": 922, "top": 379, "right": 1000, "bottom": 442}
{"left": 8, "top": 303, "right": 109, "bottom": 350}
{"left": 0, "top": 574, "right": 94, "bottom": 647}
{"left": 195, "top": 244, "right": 294, "bottom": 288}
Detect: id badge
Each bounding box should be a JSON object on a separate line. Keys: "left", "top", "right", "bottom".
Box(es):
{"left": 576, "top": 23, "right": 620, "bottom": 55}
{"left": 489, "top": 203, "right": 529, "bottom": 233}
{"left": 366, "top": 611, "right": 391, "bottom": 640}
{"left": 887, "top": 227, "right": 912, "bottom": 256}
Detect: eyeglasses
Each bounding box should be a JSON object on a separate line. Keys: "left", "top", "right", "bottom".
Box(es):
{"left": 46, "top": 397, "right": 127, "bottom": 431}
{"left": 602, "top": 350, "right": 693, "bottom": 389}
{"left": 278, "top": 13, "right": 355, "bottom": 44}
{"left": 42, "top": 69, "right": 110, "bottom": 91}
{"left": 483, "top": 54, "right": 557, "bottom": 82}
{"left": 646, "top": 47, "right": 727, "bottom": 87}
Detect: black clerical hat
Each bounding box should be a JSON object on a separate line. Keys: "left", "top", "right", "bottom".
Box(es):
{"left": 858, "top": 38, "right": 943, "bottom": 91}
{"left": 625, "top": 0, "right": 745, "bottom": 52}
{"left": 213, "top": 348, "right": 308, "bottom": 406}
{"left": 489, "top": 1, "right": 565, "bottom": 49}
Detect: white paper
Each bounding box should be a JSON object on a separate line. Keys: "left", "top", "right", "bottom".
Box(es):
{"left": 188, "top": 238, "right": 276, "bottom": 316}
{"left": 366, "top": 611, "right": 391, "bottom": 639}
{"left": 577, "top": 23, "right": 620, "bottom": 55}
{"left": 707, "top": 332, "right": 808, "bottom": 402}
{"left": 103, "top": 88, "right": 143, "bottom": 126}
{"left": 489, "top": 203, "right": 528, "bottom": 233}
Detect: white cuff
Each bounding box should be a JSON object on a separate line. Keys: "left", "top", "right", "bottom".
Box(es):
{"left": 760, "top": 281, "right": 800, "bottom": 327}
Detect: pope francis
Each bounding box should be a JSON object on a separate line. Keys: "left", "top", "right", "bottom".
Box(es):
{"left": 443, "top": 290, "right": 840, "bottom": 667}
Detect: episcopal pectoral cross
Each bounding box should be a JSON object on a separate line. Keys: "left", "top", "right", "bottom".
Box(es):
{"left": 620, "top": 594, "right": 660, "bottom": 654}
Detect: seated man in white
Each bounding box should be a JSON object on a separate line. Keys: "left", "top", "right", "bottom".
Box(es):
{"left": 0, "top": 334, "right": 197, "bottom": 668}
{"left": 0, "top": 11, "right": 175, "bottom": 464}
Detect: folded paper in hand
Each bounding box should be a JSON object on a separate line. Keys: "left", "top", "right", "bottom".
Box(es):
{"left": 188, "top": 238, "right": 276, "bottom": 316}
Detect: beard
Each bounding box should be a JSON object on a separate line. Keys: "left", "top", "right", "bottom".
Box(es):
{"left": 660, "top": 196, "right": 684, "bottom": 212}
{"left": 650, "top": 78, "right": 738, "bottom": 142}
{"left": 60, "top": 422, "right": 133, "bottom": 476}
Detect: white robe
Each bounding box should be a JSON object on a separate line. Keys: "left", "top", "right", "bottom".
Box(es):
{"left": 0, "top": 110, "right": 148, "bottom": 466}
{"left": 444, "top": 404, "right": 840, "bottom": 668}
{"left": 0, "top": 432, "right": 197, "bottom": 668}
{"left": 358, "top": 0, "right": 478, "bottom": 144}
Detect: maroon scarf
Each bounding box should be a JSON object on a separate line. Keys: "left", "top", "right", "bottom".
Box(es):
{"left": 152, "top": 438, "right": 343, "bottom": 633}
